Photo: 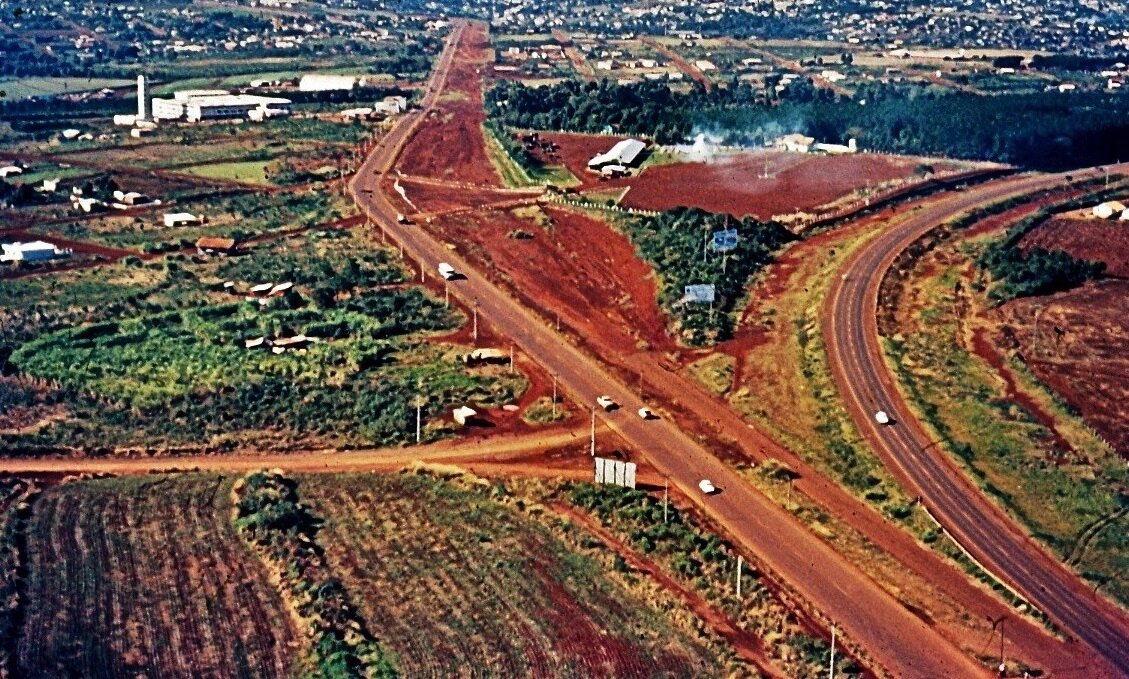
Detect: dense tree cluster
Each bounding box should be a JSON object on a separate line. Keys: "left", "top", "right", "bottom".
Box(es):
{"left": 623, "top": 207, "right": 795, "bottom": 345}
{"left": 489, "top": 78, "right": 1129, "bottom": 169}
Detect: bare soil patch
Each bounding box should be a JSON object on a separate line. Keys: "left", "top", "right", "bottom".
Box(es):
{"left": 397, "top": 23, "right": 501, "bottom": 187}
{"left": 427, "top": 204, "right": 674, "bottom": 356}
{"left": 620, "top": 152, "right": 931, "bottom": 220}
{"left": 994, "top": 280, "right": 1129, "bottom": 456}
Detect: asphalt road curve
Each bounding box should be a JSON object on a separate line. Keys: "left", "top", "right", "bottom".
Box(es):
{"left": 350, "top": 20, "right": 988, "bottom": 679}
{"left": 825, "top": 168, "right": 1129, "bottom": 677}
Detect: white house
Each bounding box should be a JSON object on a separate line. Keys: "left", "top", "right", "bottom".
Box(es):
{"left": 776, "top": 133, "right": 815, "bottom": 153}
{"left": 298, "top": 74, "right": 357, "bottom": 92}
{"left": 0, "top": 166, "right": 22, "bottom": 178}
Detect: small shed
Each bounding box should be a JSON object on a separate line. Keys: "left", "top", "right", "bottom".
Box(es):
{"left": 464, "top": 348, "right": 507, "bottom": 365}
{"left": 163, "top": 212, "right": 201, "bottom": 227}
{"left": 1092, "top": 201, "right": 1127, "bottom": 219}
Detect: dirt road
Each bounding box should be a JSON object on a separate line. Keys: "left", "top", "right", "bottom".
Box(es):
{"left": 826, "top": 168, "right": 1129, "bottom": 677}
{"left": 0, "top": 427, "right": 589, "bottom": 476}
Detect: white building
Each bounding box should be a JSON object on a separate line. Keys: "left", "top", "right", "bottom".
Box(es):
{"left": 1092, "top": 201, "right": 1127, "bottom": 219}
{"left": 588, "top": 138, "right": 647, "bottom": 169}
{"left": 1, "top": 241, "right": 63, "bottom": 263}
{"left": 812, "top": 138, "right": 858, "bottom": 155}
{"left": 163, "top": 212, "right": 202, "bottom": 227}
{"left": 299, "top": 74, "right": 357, "bottom": 92}
{"left": 776, "top": 133, "right": 815, "bottom": 153}
{"left": 373, "top": 95, "right": 408, "bottom": 115}
{"left": 152, "top": 91, "right": 292, "bottom": 122}
{"left": 0, "top": 166, "right": 22, "bottom": 179}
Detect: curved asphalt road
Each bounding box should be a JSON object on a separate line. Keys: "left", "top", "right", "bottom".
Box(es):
{"left": 825, "top": 169, "right": 1129, "bottom": 677}
{"left": 350, "top": 20, "right": 989, "bottom": 679}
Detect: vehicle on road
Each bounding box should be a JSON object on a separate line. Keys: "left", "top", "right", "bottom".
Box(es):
{"left": 637, "top": 407, "right": 655, "bottom": 420}
{"left": 396, "top": 213, "right": 410, "bottom": 224}
{"left": 595, "top": 395, "right": 618, "bottom": 411}
{"left": 437, "top": 262, "right": 458, "bottom": 280}
{"left": 875, "top": 410, "right": 891, "bottom": 425}
{"left": 698, "top": 479, "right": 717, "bottom": 494}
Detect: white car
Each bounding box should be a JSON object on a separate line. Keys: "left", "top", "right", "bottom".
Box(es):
{"left": 698, "top": 479, "right": 716, "bottom": 494}
{"left": 595, "top": 395, "right": 618, "bottom": 411}
{"left": 874, "top": 410, "right": 891, "bottom": 425}
{"left": 637, "top": 407, "right": 655, "bottom": 420}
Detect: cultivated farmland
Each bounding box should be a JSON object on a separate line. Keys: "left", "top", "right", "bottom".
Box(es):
{"left": 17, "top": 475, "right": 298, "bottom": 678}
{"left": 298, "top": 471, "right": 730, "bottom": 678}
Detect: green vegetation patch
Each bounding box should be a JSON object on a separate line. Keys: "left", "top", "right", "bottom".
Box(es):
{"left": 622, "top": 207, "right": 795, "bottom": 345}
{"left": 2, "top": 232, "right": 526, "bottom": 450}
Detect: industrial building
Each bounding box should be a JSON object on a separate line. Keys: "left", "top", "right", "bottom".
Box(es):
{"left": 587, "top": 138, "right": 647, "bottom": 170}
{"left": 1, "top": 241, "right": 66, "bottom": 263}
{"left": 152, "top": 90, "right": 292, "bottom": 122}
{"left": 299, "top": 74, "right": 358, "bottom": 92}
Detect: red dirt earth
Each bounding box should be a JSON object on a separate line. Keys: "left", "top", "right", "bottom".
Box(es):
{"left": 994, "top": 281, "right": 1129, "bottom": 456}
{"left": 397, "top": 22, "right": 501, "bottom": 187}
{"left": 424, "top": 204, "right": 675, "bottom": 358}
{"left": 620, "top": 151, "right": 936, "bottom": 220}
{"left": 1018, "top": 215, "right": 1129, "bottom": 278}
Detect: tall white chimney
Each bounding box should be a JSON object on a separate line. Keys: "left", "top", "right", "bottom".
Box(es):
{"left": 137, "top": 74, "right": 147, "bottom": 120}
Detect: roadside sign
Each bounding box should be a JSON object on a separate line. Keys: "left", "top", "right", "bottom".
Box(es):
{"left": 710, "top": 229, "right": 739, "bottom": 252}
{"left": 682, "top": 284, "right": 716, "bottom": 304}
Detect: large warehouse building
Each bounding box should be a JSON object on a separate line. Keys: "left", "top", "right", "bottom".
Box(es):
{"left": 152, "top": 90, "right": 292, "bottom": 122}
{"left": 588, "top": 138, "right": 647, "bottom": 170}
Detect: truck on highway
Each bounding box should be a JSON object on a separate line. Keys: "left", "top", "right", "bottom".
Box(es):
{"left": 437, "top": 262, "right": 458, "bottom": 280}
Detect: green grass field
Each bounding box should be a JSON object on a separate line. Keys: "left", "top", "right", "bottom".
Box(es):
{"left": 179, "top": 160, "right": 273, "bottom": 185}
{"left": 0, "top": 77, "right": 134, "bottom": 101}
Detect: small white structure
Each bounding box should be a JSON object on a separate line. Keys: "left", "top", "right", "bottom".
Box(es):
{"left": 299, "top": 74, "right": 357, "bottom": 92}
{"left": 113, "top": 114, "right": 138, "bottom": 126}
{"left": 452, "top": 405, "right": 478, "bottom": 426}
{"left": 373, "top": 95, "right": 408, "bottom": 116}
{"left": 61, "top": 129, "right": 82, "bottom": 140}
{"left": 38, "top": 178, "right": 60, "bottom": 193}
{"left": 268, "top": 282, "right": 294, "bottom": 296}
{"left": 588, "top": 138, "right": 646, "bottom": 169}
{"left": 1092, "top": 201, "right": 1127, "bottom": 219}
{"left": 693, "top": 59, "right": 718, "bottom": 72}
{"left": 1, "top": 241, "right": 64, "bottom": 263}
{"left": 73, "top": 196, "right": 102, "bottom": 213}
{"left": 874, "top": 410, "right": 891, "bottom": 425}
{"left": 638, "top": 406, "right": 655, "bottom": 420}
{"left": 698, "top": 479, "right": 717, "bottom": 494}
{"left": 465, "top": 348, "right": 507, "bottom": 365}
{"left": 0, "top": 166, "right": 23, "bottom": 178}
{"left": 163, "top": 212, "right": 201, "bottom": 227}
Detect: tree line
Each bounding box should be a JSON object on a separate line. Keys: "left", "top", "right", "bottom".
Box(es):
{"left": 488, "top": 77, "right": 1129, "bottom": 169}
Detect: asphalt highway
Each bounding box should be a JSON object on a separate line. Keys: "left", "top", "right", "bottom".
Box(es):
{"left": 825, "top": 169, "right": 1129, "bottom": 677}
{"left": 350, "top": 20, "right": 989, "bottom": 678}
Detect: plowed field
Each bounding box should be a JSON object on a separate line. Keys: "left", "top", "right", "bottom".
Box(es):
{"left": 299, "top": 472, "right": 726, "bottom": 678}
{"left": 18, "top": 475, "right": 297, "bottom": 678}
{"left": 1018, "top": 215, "right": 1129, "bottom": 278}
{"left": 995, "top": 280, "right": 1129, "bottom": 455}
{"left": 397, "top": 22, "right": 501, "bottom": 187}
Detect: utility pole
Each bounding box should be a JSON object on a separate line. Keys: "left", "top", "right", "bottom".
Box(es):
{"left": 829, "top": 625, "right": 836, "bottom": 679}
{"left": 415, "top": 401, "right": 422, "bottom": 444}
{"left": 589, "top": 408, "right": 596, "bottom": 456}
{"left": 663, "top": 477, "right": 669, "bottom": 523}
{"left": 736, "top": 555, "right": 743, "bottom": 598}
{"left": 444, "top": 280, "right": 449, "bottom": 308}
{"left": 551, "top": 373, "right": 558, "bottom": 417}
{"left": 472, "top": 298, "right": 479, "bottom": 342}
{"left": 509, "top": 344, "right": 514, "bottom": 374}
{"left": 420, "top": 262, "right": 425, "bottom": 283}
